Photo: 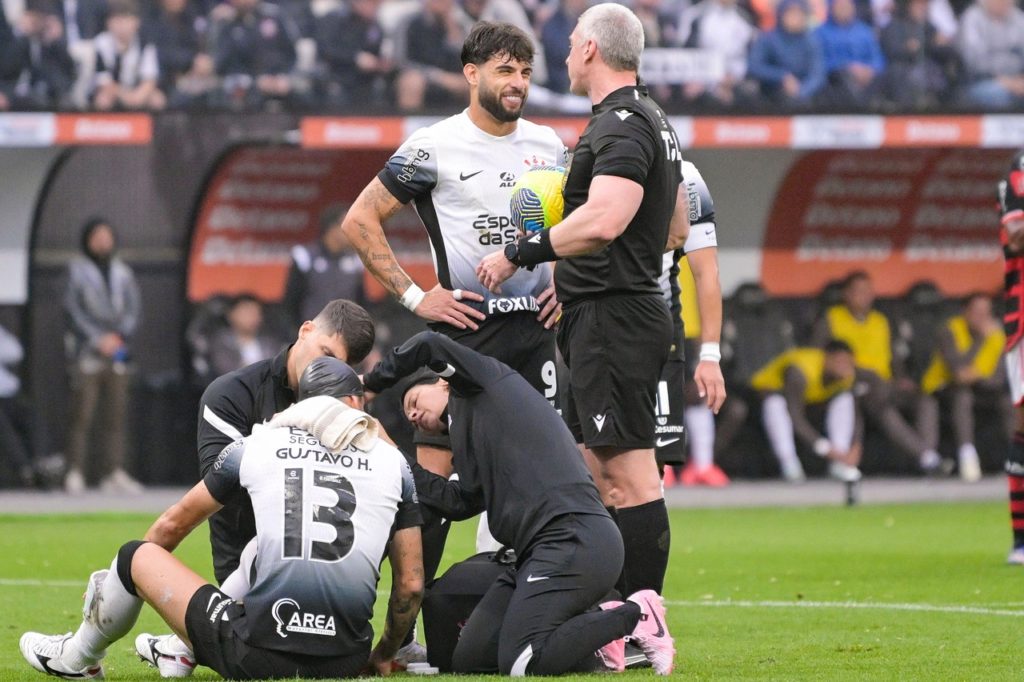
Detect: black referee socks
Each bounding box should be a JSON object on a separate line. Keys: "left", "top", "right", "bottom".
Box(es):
{"left": 617, "top": 499, "right": 670, "bottom": 595}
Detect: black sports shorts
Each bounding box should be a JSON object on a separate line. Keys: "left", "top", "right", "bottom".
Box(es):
{"left": 653, "top": 356, "right": 687, "bottom": 465}
{"left": 558, "top": 293, "right": 672, "bottom": 449}
{"left": 184, "top": 584, "right": 368, "bottom": 680}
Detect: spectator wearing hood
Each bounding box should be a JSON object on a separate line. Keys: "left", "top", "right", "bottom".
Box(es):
{"left": 63, "top": 217, "right": 143, "bottom": 495}
{"left": 815, "top": 0, "right": 886, "bottom": 109}
{"left": 747, "top": 0, "right": 826, "bottom": 107}
{"left": 879, "top": 0, "right": 957, "bottom": 108}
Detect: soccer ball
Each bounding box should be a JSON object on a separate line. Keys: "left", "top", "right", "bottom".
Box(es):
{"left": 509, "top": 166, "right": 567, "bottom": 233}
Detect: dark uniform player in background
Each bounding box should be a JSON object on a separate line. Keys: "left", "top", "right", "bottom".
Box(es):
{"left": 478, "top": 2, "right": 715, "bottom": 596}
{"left": 282, "top": 204, "right": 368, "bottom": 327}
{"left": 996, "top": 149, "right": 1024, "bottom": 565}
{"left": 197, "top": 299, "right": 374, "bottom": 584}
{"left": 335, "top": 331, "right": 674, "bottom": 675}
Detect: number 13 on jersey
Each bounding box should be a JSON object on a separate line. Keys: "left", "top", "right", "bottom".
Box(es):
{"left": 283, "top": 468, "right": 357, "bottom": 562}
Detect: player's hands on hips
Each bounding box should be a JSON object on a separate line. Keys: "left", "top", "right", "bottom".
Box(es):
{"left": 536, "top": 284, "right": 561, "bottom": 329}
{"left": 416, "top": 284, "right": 485, "bottom": 331}
{"left": 476, "top": 251, "right": 518, "bottom": 294}
{"left": 694, "top": 361, "right": 726, "bottom": 414}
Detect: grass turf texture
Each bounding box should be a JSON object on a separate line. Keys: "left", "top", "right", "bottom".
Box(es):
{"left": 0, "top": 502, "right": 1021, "bottom": 680}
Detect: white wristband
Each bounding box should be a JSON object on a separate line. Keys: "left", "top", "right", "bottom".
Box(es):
{"left": 814, "top": 438, "right": 832, "bottom": 457}
{"left": 699, "top": 342, "right": 721, "bottom": 363}
{"left": 400, "top": 284, "right": 425, "bottom": 312}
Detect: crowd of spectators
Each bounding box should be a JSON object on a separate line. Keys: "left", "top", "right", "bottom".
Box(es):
{"left": 1, "top": 0, "right": 1023, "bottom": 114}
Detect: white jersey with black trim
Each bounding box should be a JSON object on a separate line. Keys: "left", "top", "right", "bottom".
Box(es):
{"left": 660, "top": 160, "right": 718, "bottom": 304}
{"left": 378, "top": 110, "right": 567, "bottom": 317}
{"left": 203, "top": 422, "right": 420, "bottom": 657}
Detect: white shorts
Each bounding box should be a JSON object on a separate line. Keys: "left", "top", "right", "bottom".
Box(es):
{"left": 1007, "top": 340, "right": 1024, "bottom": 406}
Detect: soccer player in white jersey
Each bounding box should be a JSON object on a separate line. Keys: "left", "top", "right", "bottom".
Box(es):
{"left": 655, "top": 161, "right": 727, "bottom": 483}
{"left": 341, "top": 21, "right": 567, "bottom": 582}
{"left": 19, "top": 359, "right": 424, "bottom": 680}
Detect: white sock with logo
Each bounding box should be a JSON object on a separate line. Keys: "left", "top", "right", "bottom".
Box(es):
{"left": 65, "top": 557, "right": 143, "bottom": 669}
{"left": 684, "top": 405, "right": 715, "bottom": 470}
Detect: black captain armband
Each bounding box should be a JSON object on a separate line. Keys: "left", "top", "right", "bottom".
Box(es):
{"left": 512, "top": 230, "right": 559, "bottom": 268}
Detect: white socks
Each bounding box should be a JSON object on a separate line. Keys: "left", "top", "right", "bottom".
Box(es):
{"left": 762, "top": 394, "right": 801, "bottom": 472}
{"left": 684, "top": 405, "right": 716, "bottom": 470}
{"left": 65, "top": 558, "right": 143, "bottom": 669}
{"left": 825, "top": 392, "right": 856, "bottom": 452}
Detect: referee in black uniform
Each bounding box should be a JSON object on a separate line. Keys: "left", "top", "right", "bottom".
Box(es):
{"left": 477, "top": 2, "right": 691, "bottom": 597}
{"left": 197, "top": 299, "right": 374, "bottom": 583}
{"left": 352, "top": 331, "right": 675, "bottom": 676}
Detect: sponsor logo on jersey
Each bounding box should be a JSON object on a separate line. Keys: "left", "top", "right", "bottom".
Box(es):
{"left": 397, "top": 148, "right": 430, "bottom": 183}
{"left": 499, "top": 171, "right": 516, "bottom": 188}
{"left": 487, "top": 296, "right": 540, "bottom": 315}
{"left": 615, "top": 110, "right": 634, "bottom": 121}
{"left": 272, "top": 598, "right": 337, "bottom": 638}
{"left": 459, "top": 170, "right": 483, "bottom": 181}
{"left": 473, "top": 214, "right": 517, "bottom": 245}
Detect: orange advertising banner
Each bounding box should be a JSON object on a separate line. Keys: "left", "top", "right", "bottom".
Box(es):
{"left": 54, "top": 114, "right": 152, "bottom": 145}
{"left": 760, "top": 148, "right": 1006, "bottom": 296}
{"left": 300, "top": 117, "right": 405, "bottom": 149}
{"left": 187, "top": 146, "right": 437, "bottom": 303}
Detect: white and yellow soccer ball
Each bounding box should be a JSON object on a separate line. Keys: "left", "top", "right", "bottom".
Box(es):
{"left": 509, "top": 166, "right": 567, "bottom": 233}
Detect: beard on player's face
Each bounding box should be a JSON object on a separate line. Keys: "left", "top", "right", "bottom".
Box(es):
{"left": 478, "top": 79, "right": 526, "bottom": 123}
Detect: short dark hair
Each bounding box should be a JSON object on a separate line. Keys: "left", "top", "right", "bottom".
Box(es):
{"left": 461, "top": 21, "right": 534, "bottom": 67}
{"left": 824, "top": 339, "right": 854, "bottom": 355}
{"left": 313, "top": 300, "right": 375, "bottom": 364}
{"left": 108, "top": 0, "right": 140, "bottom": 17}
{"left": 319, "top": 203, "right": 346, "bottom": 236}
{"left": 841, "top": 270, "right": 871, "bottom": 291}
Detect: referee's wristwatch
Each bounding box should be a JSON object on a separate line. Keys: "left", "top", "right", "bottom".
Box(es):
{"left": 503, "top": 240, "right": 521, "bottom": 266}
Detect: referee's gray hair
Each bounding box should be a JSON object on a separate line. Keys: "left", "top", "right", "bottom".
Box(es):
{"left": 576, "top": 3, "right": 645, "bottom": 72}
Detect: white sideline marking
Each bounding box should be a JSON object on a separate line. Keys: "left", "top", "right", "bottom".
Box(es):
{"left": 3, "top": 579, "right": 1021, "bottom": 618}
{"left": 668, "top": 599, "right": 1024, "bottom": 618}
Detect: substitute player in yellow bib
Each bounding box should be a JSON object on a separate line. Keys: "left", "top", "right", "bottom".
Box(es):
{"left": 920, "top": 294, "right": 1010, "bottom": 482}
{"left": 750, "top": 342, "right": 862, "bottom": 482}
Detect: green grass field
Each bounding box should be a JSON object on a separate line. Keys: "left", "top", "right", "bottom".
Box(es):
{"left": 1, "top": 502, "right": 1021, "bottom": 680}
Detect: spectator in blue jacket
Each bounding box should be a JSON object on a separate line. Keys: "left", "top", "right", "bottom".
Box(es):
{"left": 815, "top": 0, "right": 886, "bottom": 109}
{"left": 747, "top": 0, "right": 826, "bottom": 107}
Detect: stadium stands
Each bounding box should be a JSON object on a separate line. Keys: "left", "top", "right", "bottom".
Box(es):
{"left": 2, "top": 0, "right": 1023, "bottom": 114}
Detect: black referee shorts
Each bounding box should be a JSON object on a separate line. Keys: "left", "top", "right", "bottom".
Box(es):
{"left": 184, "top": 584, "right": 368, "bottom": 680}
{"left": 558, "top": 294, "right": 672, "bottom": 449}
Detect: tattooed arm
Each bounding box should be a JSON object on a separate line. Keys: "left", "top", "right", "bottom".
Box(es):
{"left": 368, "top": 526, "right": 424, "bottom": 674}
{"left": 341, "top": 177, "right": 485, "bottom": 330}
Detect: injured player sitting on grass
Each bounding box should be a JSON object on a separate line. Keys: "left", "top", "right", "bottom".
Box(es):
{"left": 277, "top": 331, "right": 677, "bottom": 676}
{"left": 19, "top": 358, "right": 424, "bottom": 681}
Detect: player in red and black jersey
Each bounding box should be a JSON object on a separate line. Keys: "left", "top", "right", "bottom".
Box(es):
{"left": 997, "top": 149, "right": 1024, "bottom": 564}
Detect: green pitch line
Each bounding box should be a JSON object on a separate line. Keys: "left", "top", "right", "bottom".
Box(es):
{"left": 0, "top": 503, "right": 1021, "bottom": 680}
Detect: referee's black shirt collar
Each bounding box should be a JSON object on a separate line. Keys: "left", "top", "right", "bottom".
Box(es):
{"left": 592, "top": 83, "right": 648, "bottom": 114}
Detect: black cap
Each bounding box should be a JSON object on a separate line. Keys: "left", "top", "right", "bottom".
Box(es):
{"left": 298, "top": 357, "right": 364, "bottom": 401}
